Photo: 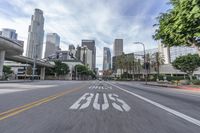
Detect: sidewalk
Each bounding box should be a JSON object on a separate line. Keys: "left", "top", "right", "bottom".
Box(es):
{"left": 0, "top": 80, "right": 33, "bottom": 83}
{"left": 146, "top": 82, "right": 200, "bottom": 91}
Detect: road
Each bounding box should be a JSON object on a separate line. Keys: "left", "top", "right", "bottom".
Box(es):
{"left": 0, "top": 80, "right": 200, "bottom": 133}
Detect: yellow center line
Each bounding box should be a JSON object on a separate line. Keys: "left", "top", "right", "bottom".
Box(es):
{"left": 0, "top": 86, "right": 83, "bottom": 121}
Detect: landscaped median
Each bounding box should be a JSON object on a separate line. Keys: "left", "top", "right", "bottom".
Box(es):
{"left": 146, "top": 81, "right": 200, "bottom": 91}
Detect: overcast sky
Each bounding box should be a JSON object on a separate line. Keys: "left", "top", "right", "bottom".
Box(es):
{"left": 0, "top": 0, "right": 170, "bottom": 70}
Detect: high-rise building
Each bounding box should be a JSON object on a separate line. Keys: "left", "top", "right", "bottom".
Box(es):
{"left": 26, "top": 8, "right": 44, "bottom": 59}
{"left": 68, "top": 44, "right": 76, "bottom": 58}
{"left": 75, "top": 45, "right": 81, "bottom": 61}
{"left": 82, "top": 40, "right": 96, "bottom": 70}
{"left": 1, "top": 28, "right": 18, "bottom": 40}
{"left": 113, "top": 39, "right": 123, "bottom": 56}
{"left": 103, "top": 47, "right": 111, "bottom": 70}
{"left": 69, "top": 44, "right": 75, "bottom": 50}
{"left": 45, "top": 33, "right": 60, "bottom": 58}
{"left": 80, "top": 46, "right": 93, "bottom": 70}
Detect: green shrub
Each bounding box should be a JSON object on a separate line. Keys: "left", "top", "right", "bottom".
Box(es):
{"left": 191, "top": 80, "right": 200, "bottom": 85}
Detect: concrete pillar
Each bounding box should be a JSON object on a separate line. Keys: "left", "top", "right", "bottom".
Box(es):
{"left": 40, "top": 67, "right": 45, "bottom": 80}
{"left": 0, "top": 50, "right": 5, "bottom": 79}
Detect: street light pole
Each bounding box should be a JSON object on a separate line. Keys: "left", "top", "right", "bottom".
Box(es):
{"left": 32, "top": 44, "right": 38, "bottom": 81}
{"left": 133, "top": 42, "right": 148, "bottom": 84}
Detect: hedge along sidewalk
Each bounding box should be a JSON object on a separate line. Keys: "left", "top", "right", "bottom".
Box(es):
{"left": 145, "top": 82, "right": 200, "bottom": 91}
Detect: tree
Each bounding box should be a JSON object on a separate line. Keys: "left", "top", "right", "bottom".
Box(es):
{"left": 172, "top": 54, "right": 200, "bottom": 80}
{"left": 3, "top": 66, "right": 13, "bottom": 75}
{"left": 54, "top": 61, "right": 70, "bottom": 76}
{"left": 151, "top": 52, "right": 165, "bottom": 80}
{"left": 3, "top": 66, "right": 13, "bottom": 79}
{"left": 127, "top": 54, "right": 135, "bottom": 79}
{"left": 45, "top": 67, "right": 55, "bottom": 76}
{"left": 74, "top": 64, "right": 95, "bottom": 80}
{"left": 116, "top": 53, "right": 126, "bottom": 78}
{"left": 153, "top": 0, "right": 200, "bottom": 51}
{"left": 135, "top": 59, "right": 142, "bottom": 79}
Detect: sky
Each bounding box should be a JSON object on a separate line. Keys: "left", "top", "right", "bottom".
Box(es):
{"left": 0, "top": 0, "right": 170, "bottom": 70}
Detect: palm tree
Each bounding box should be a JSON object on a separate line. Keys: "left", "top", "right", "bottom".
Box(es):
{"left": 151, "top": 52, "right": 165, "bottom": 80}
{"left": 145, "top": 53, "right": 151, "bottom": 77}
{"left": 116, "top": 56, "right": 123, "bottom": 78}
{"left": 135, "top": 59, "right": 142, "bottom": 80}
{"left": 126, "top": 54, "right": 135, "bottom": 79}
{"left": 116, "top": 53, "right": 126, "bottom": 78}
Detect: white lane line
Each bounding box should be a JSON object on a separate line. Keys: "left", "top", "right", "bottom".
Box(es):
{"left": 108, "top": 82, "right": 200, "bottom": 127}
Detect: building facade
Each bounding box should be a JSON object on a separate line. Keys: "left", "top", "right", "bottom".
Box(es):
{"left": 69, "top": 44, "right": 75, "bottom": 50}
{"left": 158, "top": 44, "right": 199, "bottom": 64}
{"left": 82, "top": 40, "right": 96, "bottom": 70}
{"left": 1, "top": 28, "right": 18, "bottom": 40}
{"left": 1, "top": 28, "right": 24, "bottom": 48}
{"left": 26, "top": 8, "right": 45, "bottom": 59}
{"left": 113, "top": 39, "right": 123, "bottom": 57}
{"left": 103, "top": 47, "right": 111, "bottom": 70}
{"left": 45, "top": 33, "right": 60, "bottom": 58}
{"left": 80, "top": 46, "right": 93, "bottom": 70}
{"left": 134, "top": 48, "right": 158, "bottom": 62}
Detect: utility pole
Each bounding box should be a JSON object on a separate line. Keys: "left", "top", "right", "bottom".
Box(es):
{"left": 32, "top": 44, "right": 38, "bottom": 80}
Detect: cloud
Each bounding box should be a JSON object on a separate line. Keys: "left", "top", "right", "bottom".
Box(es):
{"left": 0, "top": 0, "right": 170, "bottom": 70}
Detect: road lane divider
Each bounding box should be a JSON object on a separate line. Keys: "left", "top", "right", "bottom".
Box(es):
{"left": 0, "top": 87, "right": 83, "bottom": 121}
{"left": 107, "top": 82, "right": 200, "bottom": 127}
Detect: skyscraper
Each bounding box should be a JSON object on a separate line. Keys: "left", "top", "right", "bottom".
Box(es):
{"left": 69, "top": 44, "right": 75, "bottom": 50}
{"left": 82, "top": 40, "right": 96, "bottom": 70}
{"left": 45, "top": 33, "right": 60, "bottom": 58}
{"left": 80, "top": 46, "right": 93, "bottom": 70}
{"left": 113, "top": 39, "right": 123, "bottom": 56}
{"left": 1, "top": 28, "right": 18, "bottom": 40}
{"left": 26, "top": 8, "right": 44, "bottom": 59}
{"left": 103, "top": 47, "right": 111, "bottom": 70}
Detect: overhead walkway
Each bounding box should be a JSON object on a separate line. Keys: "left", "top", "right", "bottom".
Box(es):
{"left": 0, "top": 36, "right": 54, "bottom": 79}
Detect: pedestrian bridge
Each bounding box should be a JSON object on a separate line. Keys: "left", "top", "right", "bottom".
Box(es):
{"left": 0, "top": 36, "right": 54, "bottom": 79}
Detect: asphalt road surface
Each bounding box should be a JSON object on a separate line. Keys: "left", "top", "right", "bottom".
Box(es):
{"left": 0, "top": 80, "right": 200, "bottom": 133}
